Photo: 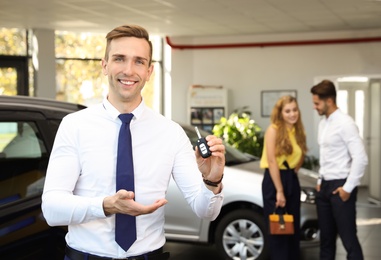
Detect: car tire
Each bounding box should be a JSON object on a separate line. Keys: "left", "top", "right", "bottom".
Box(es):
{"left": 214, "top": 209, "right": 269, "bottom": 260}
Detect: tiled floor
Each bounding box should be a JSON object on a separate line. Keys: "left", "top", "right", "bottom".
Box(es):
{"left": 301, "top": 187, "right": 381, "bottom": 260}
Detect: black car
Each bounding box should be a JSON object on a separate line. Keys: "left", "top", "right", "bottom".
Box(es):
{"left": 0, "top": 95, "right": 85, "bottom": 259}
{"left": 0, "top": 95, "right": 319, "bottom": 260}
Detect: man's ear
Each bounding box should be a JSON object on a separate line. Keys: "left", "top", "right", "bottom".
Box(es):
{"left": 326, "top": 97, "right": 335, "bottom": 107}
{"left": 146, "top": 63, "right": 154, "bottom": 82}
{"left": 101, "top": 59, "right": 108, "bottom": 75}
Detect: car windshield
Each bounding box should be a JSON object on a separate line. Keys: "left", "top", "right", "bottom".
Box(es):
{"left": 181, "top": 125, "right": 258, "bottom": 166}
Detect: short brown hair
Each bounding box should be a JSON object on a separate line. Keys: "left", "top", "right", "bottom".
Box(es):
{"left": 310, "top": 80, "right": 336, "bottom": 103}
{"left": 104, "top": 25, "right": 153, "bottom": 65}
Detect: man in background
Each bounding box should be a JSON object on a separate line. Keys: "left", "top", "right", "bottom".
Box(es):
{"left": 311, "top": 80, "right": 368, "bottom": 260}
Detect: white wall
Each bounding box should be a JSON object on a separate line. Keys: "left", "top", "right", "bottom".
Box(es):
{"left": 170, "top": 29, "right": 381, "bottom": 157}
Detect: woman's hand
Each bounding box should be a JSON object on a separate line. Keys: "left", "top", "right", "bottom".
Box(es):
{"left": 275, "top": 190, "right": 286, "bottom": 208}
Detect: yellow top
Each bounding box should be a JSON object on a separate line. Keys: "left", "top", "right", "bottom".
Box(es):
{"left": 260, "top": 124, "right": 302, "bottom": 169}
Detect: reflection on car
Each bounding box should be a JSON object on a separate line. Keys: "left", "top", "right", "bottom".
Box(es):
{"left": 0, "top": 95, "right": 319, "bottom": 260}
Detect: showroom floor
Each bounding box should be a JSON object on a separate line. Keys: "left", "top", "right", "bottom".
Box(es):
{"left": 301, "top": 186, "right": 381, "bottom": 260}
{"left": 165, "top": 187, "right": 381, "bottom": 260}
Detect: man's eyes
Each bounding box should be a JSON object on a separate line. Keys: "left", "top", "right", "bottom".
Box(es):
{"left": 114, "top": 56, "right": 124, "bottom": 61}
{"left": 112, "top": 57, "right": 145, "bottom": 65}
{"left": 135, "top": 59, "right": 145, "bottom": 65}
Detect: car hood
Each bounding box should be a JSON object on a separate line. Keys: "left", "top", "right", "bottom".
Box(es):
{"left": 221, "top": 161, "right": 264, "bottom": 206}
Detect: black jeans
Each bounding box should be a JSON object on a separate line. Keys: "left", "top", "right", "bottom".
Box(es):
{"left": 316, "top": 179, "right": 363, "bottom": 260}
{"left": 262, "top": 168, "right": 301, "bottom": 260}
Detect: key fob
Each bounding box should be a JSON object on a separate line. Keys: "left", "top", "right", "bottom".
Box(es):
{"left": 195, "top": 127, "right": 212, "bottom": 158}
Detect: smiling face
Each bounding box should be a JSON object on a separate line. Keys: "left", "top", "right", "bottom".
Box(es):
{"left": 281, "top": 101, "right": 299, "bottom": 128}
{"left": 102, "top": 36, "right": 154, "bottom": 112}
{"left": 312, "top": 94, "right": 329, "bottom": 116}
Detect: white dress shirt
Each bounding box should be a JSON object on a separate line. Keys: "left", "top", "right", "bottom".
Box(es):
{"left": 42, "top": 99, "right": 223, "bottom": 258}
{"left": 318, "top": 109, "right": 368, "bottom": 193}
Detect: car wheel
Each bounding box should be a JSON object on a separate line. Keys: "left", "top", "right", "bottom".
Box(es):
{"left": 215, "top": 209, "right": 269, "bottom": 260}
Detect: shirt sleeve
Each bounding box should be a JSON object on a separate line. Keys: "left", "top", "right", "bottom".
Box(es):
{"left": 41, "top": 115, "right": 106, "bottom": 226}
{"left": 341, "top": 120, "right": 368, "bottom": 193}
{"left": 197, "top": 184, "right": 224, "bottom": 220}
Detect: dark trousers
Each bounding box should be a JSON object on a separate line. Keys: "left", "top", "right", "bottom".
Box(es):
{"left": 262, "top": 168, "right": 301, "bottom": 260}
{"left": 64, "top": 245, "right": 169, "bottom": 260}
{"left": 316, "top": 179, "right": 363, "bottom": 260}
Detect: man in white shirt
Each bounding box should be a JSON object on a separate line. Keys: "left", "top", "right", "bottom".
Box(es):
{"left": 42, "top": 24, "right": 225, "bottom": 260}
{"left": 311, "top": 80, "right": 368, "bottom": 260}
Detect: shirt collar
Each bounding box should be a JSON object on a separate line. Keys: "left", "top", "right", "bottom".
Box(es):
{"left": 327, "top": 108, "right": 340, "bottom": 122}
{"left": 102, "top": 97, "right": 146, "bottom": 121}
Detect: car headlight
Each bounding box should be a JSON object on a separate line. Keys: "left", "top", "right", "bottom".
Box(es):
{"left": 300, "top": 187, "right": 317, "bottom": 204}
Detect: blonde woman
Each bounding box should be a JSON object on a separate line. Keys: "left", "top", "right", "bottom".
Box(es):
{"left": 260, "top": 95, "right": 307, "bottom": 260}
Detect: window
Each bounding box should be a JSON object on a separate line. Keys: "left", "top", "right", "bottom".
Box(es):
{"left": 337, "top": 90, "right": 348, "bottom": 114}
{"left": 0, "top": 67, "right": 17, "bottom": 95}
{"left": 0, "top": 28, "right": 31, "bottom": 96}
{"left": 0, "top": 28, "right": 27, "bottom": 56}
{"left": 0, "top": 122, "right": 45, "bottom": 158}
{"left": 355, "top": 90, "right": 364, "bottom": 138}
{"left": 0, "top": 121, "right": 48, "bottom": 205}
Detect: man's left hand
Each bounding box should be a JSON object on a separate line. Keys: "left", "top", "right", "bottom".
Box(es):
{"left": 195, "top": 135, "right": 225, "bottom": 185}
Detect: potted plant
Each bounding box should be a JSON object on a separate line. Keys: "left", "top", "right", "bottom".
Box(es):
{"left": 212, "top": 106, "right": 264, "bottom": 158}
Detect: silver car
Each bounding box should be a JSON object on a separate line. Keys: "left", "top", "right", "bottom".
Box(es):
{"left": 164, "top": 125, "right": 320, "bottom": 260}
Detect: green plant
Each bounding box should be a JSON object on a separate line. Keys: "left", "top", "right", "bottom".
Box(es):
{"left": 213, "top": 106, "right": 264, "bottom": 157}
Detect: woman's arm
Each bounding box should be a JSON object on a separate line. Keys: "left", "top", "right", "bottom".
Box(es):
{"left": 265, "top": 126, "right": 286, "bottom": 208}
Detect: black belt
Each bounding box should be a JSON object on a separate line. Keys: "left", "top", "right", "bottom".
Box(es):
{"left": 65, "top": 245, "right": 170, "bottom": 260}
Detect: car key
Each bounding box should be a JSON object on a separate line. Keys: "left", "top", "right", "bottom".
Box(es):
{"left": 195, "top": 126, "right": 212, "bottom": 158}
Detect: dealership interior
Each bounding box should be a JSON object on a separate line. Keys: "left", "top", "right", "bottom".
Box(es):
{"left": 1, "top": 1, "right": 381, "bottom": 259}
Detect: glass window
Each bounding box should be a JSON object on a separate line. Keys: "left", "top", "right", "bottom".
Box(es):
{"left": 337, "top": 90, "right": 348, "bottom": 114}
{"left": 0, "top": 122, "right": 45, "bottom": 158}
{"left": 28, "top": 58, "right": 35, "bottom": 96}
{"left": 55, "top": 31, "right": 105, "bottom": 59}
{"left": 0, "top": 28, "right": 30, "bottom": 96}
{"left": 0, "top": 67, "right": 17, "bottom": 95}
{"left": 355, "top": 90, "right": 364, "bottom": 138}
{"left": 142, "top": 61, "right": 162, "bottom": 112}
{"left": 0, "top": 28, "right": 27, "bottom": 56}
{"left": 0, "top": 121, "right": 48, "bottom": 205}
{"left": 55, "top": 59, "right": 108, "bottom": 105}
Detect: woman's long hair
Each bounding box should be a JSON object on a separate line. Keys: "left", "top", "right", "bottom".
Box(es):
{"left": 270, "top": 95, "right": 307, "bottom": 156}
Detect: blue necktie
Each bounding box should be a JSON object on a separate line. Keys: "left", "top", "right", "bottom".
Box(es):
{"left": 115, "top": 113, "right": 136, "bottom": 251}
